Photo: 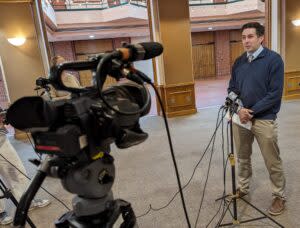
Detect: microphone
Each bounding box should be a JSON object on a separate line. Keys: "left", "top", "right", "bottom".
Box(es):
{"left": 117, "top": 42, "right": 163, "bottom": 62}
{"left": 226, "top": 90, "right": 243, "bottom": 113}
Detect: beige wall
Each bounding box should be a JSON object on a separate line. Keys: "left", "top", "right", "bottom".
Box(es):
{"left": 285, "top": 0, "right": 300, "bottom": 72}
{"left": 0, "top": 2, "right": 45, "bottom": 102}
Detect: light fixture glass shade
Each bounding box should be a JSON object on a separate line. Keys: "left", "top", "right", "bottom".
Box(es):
{"left": 292, "top": 19, "right": 300, "bottom": 26}
{"left": 7, "top": 37, "right": 26, "bottom": 46}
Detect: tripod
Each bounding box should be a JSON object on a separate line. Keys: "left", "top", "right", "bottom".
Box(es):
{"left": 215, "top": 106, "right": 284, "bottom": 227}
{"left": 0, "top": 178, "right": 35, "bottom": 227}
{"left": 14, "top": 154, "right": 138, "bottom": 228}
{"left": 55, "top": 196, "right": 138, "bottom": 228}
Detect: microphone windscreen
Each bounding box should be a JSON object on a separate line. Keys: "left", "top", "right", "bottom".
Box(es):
{"left": 139, "top": 42, "right": 163, "bottom": 60}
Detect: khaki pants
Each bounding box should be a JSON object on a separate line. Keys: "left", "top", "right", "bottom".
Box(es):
{"left": 0, "top": 135, "right": 29, "bottom": 212}
{"left": 233, "top": 119, "right": 286, "bottom": 198}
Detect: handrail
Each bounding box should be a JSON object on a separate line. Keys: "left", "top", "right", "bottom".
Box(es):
{"left": 47, "top": 0, "right": 246, "bottom": 11}
{"left": 189, "top": 0, "right": 244, "bottom": 6}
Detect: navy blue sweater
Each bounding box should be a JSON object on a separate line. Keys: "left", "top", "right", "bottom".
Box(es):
{"left": 228, "top": 48, "right": 284, "bottom": 120}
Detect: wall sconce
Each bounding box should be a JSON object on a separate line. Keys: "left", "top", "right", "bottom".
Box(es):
{"left": 292, "top": 19, "right": 300, "bottom": 26}
{"left": 7, "top": 37, "right": 26, "bottom": 46}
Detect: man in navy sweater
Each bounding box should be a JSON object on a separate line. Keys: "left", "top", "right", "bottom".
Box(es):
{"left": 228, "top": 22, "right": 286, "bottom": 215}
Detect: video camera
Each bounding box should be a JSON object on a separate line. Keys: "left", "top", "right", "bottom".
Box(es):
{"left": 6, "top": 42, "right": 163, "bottom": 228}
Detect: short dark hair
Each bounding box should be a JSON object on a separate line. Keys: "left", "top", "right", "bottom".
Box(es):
{"left": 242, "top": 22, "right": 265, "bottom": 37}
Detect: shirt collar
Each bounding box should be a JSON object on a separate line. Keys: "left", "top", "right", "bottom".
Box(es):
{"left": 247, "top": 45, "right": 264, "bottom": 60}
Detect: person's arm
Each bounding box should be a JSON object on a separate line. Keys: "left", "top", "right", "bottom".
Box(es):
{"left": 228, "top": 59, "right": 238, "bottom": 94}
{"left": 250, "top": 56, "right": 284, "bottom": 115}
{"left": 228, "top": 57, "right": 253, "bottom": 123}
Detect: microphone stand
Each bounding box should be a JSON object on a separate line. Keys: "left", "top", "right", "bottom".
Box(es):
{"left": 215, "top": 104, "right": 284, "bottom": 227}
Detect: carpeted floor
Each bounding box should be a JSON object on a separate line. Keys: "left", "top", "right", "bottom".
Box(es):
{"left": 5, "top": 99, "right": 300, "bottom": 227}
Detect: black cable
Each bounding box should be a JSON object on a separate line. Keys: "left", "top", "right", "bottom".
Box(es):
{"left": 0, "top": 153, "right": 71, "bottom": 211}
{"left": 217, "top": 109, "right": 230, "bottom": 224}
{"left": 195, "top": 108, "right": 225, "bottom": 227}
{"left": 215, "top": 114, "right": 236, "bottom": 227}
{"left": 26, "top": 133, "right": 42, "bottom": 160}
{"left": 96, "top": 53, "right": 150, "bottom": 116}
{"left": 137, "top": 106, "right": 226, "bottom": 215}
{"left": 213, "top": 120, "right": 230, "bottom": 227}
{"left": 194, "top": 108, "right": 227, "bottom": 227}
{"left": 205, "top": 157, "right": 229, "bottom": 228}
{"left": 205, "top": 108, "right": 229, "bottom": 227}
{"left": 148, "top": 81, "right": 191, "bottom": 228}
{"left": 137, "top": 106, "right": 226, "bottom": 219}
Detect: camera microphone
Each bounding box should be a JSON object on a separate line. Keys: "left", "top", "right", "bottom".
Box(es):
{"left": 117, "top": 42, "right": 163, "bottom": 62}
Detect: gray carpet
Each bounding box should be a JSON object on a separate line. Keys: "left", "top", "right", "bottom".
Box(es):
{"left": 6, "top": 100, "right": 300, "bottom": 227}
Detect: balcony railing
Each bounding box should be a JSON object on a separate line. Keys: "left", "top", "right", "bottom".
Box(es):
{"left": 47, "top": 0, "right": 245, "bottom": 11}
{"left": 189, "top": 0, "right": 244, "bottom": 6}
{"left": 47, "top": 0, "right": 145, "bottom": 10}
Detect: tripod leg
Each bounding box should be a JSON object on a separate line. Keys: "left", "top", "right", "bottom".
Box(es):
{"left": 215, "top": 194, "right": 230, "bottom": 202}
{"left": 240, "top": 197, "right": 284, "bottom": 228}
{"left": 0, "top": 179, "right": 35, "bottom": 227}
{"left": 216, "top": 198, "right": 233, "bottom": 227}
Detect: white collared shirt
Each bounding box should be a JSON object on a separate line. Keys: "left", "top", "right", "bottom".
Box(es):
{"left": 247, "top": 45, "right": 264, "bottom": 61}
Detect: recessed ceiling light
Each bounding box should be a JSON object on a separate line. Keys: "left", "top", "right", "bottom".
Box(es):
{"left": 208, "top": 27, "right": 213, "bottom": 30}
{"left": 89, "top": 35, "right": 95, "bottom": 39}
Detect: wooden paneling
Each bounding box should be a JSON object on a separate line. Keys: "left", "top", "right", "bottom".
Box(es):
{"left": 76, "top": 54, "right": 93, "bottom": 87}
{"left": 230, "top": 30, "right": 244, "bottom": 67}
{"left": 284, "top": 71, "right": 300, "bottom": 100}
{"left": 157, "top": 82, "right": 196, "bottom": 117}
{"left": 112, "top": 37, "right": 131, "bottom": 49}
{"left": 192, "top": 32, "right": 214, "bottom": 45}
{"left": 74, "top": 39, "right": 117, "bottom": 87}
{"left": 230, "top": 29, "right": 242, "bottom": 42}
{"left": 192, "top": 44, "right": 215, "bottom": 78}
{"left": 230, "top": 41, "right": 244, "bottom": 67}
{"left": 74, "top": 39, "right": 113, "bottom": 55}
{"left": 76, "top": 54, "right": 116, "bottom": 87}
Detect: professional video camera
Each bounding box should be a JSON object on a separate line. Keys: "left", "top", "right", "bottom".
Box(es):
{"left": 6, "top": 42, "right": 163, "bottom": 228}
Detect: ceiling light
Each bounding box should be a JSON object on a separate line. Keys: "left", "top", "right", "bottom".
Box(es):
{"left": 292, "top": 19, "right": 300, "bottom": 26}
{"left": 7, "top": 37, "right": 26, "bottom": 46}
{"left": 208, "top": 27, "right": 213, "bottom": 30}
{"left": 89, "top": 35, "right": 95, "bottom": 39}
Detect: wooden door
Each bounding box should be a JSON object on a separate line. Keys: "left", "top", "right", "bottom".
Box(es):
{"left": 192, "top": 43, "right": 215, "bottom": 79}
{"left": 230, "top": 41, "right": 244, "bottom": 67}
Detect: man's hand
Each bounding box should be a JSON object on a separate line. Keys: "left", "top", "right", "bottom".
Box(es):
{"left": 238, "top": 108, "right": 253, "bottom": 124}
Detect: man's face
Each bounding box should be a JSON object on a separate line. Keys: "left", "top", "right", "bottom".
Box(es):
{"left": 242, "top": 28, "right": 264, "bottom": 53}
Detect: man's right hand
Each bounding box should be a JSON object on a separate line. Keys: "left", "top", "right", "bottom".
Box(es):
{"left": 238, "top": 108, "right": 253, "bottom": 124}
